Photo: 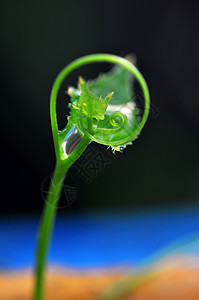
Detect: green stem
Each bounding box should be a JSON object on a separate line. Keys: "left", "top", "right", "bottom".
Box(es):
{"left": 34, "top": 136, "right": 90, "bottom": 300}
{"left": 34, "top": 162, "right": 67, "bottom": 300}
{"left": 87, "top": 116, "right": 95, "bottom": 135}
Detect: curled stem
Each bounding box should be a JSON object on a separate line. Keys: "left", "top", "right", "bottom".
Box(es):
{"left": 50, "top": 53, "right": 150, "bottom": 152}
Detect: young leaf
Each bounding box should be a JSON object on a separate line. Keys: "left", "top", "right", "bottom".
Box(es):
{"left": 74, "top": 77, "right": 113, "bottom": 121}
{"left": 66, "top": 63, "right": 139, "bottom": 151}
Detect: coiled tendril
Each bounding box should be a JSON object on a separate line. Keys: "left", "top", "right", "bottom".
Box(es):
{"left": 78, "top": 105, "right": 128, "bottom": 143}
{"left": 97, "top": 112, "right": 127, "bottom": 134}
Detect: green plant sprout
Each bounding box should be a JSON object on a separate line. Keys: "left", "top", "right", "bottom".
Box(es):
{"left": 34, "top": 54, "right": 150, "bottom": 300}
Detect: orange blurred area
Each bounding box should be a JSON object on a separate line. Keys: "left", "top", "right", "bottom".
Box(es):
{"left": 0, "top": 271, "right": 120, "bottom": 300}
{"left": 1, "top": 258, "right": 199, "bottom": 300}
{"left": 130, "top": 268, "right": 199, "bottom": 300}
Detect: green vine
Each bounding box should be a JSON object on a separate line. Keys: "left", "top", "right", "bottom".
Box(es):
{"left": 33, "top": 53, "right": 150, "bottom": 300}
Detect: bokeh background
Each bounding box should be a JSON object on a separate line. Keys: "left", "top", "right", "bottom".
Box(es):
{"left": 1, "top": 7, "right": 199, "bottom": 300}
{"left": 1, "top": 3, "right": 199, "bottom": 300}
{"left": 1, "top": 0, "right": 199, "bottom": 215}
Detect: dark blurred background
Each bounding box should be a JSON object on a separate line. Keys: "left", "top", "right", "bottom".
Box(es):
{"left": 1, "top": 0, "right": 199, "bottom": 214}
